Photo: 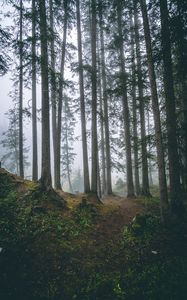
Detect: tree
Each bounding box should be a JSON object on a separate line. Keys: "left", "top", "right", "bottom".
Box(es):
{"left": 56, "top": 0, "right": 68, "bottom": 190}
{"left": 130, "top": 12, "right": 141, "bottom": 196}
{"left": 133, "top": 0, "right": 150, "bottom": 196}
{"left": 31, "top": 0, "right": 38, "bottom": 181}
{"left": 38, "top": 0, "right": 52, "bottom": 188}
{"left": 140, "top": 0, "right": 169, "bottom": 221}
{"left": 49, "top": 0, "right": 57, "bottom": 187}
{"left": 0, "top": 108, "right": 29, "bottom": 174}
{"left": 99, "top": 0, "right": 112, "bottom": 195}
{"left": 76, "top": 0, "right": 90, "bottom": 193}
{"left": 19, "top": 0, "right": 24, "bottom": 178}
{"left": 90, "top": 0, "right": 98, "bottom": 195}
{"left": 61, "top": 95, "right": 76, "bottom": 193}
{"left": 159, "top": 0, "right": 184, "bottom": 214}
{"left": 116, "top": 0, "right": 135, "bottom": 197}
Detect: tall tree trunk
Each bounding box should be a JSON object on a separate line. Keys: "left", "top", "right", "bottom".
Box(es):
{"left": 91, "top": 0, "right": 98, "bottom": 194}
{"left": 19, "top": 0, "right": 24, "bottom": 178}
{"left": 56, "top": 0, "right": 68, "bottom": 189}
{"left": 140, "top": 0, "right": 169, "bottom": 221}
{"left": 39, "top": 0, "right": 52, "bottom": 188}
{"left": 133, "top": 1, "right": 150, "bottom": 196}
{"left": 49, "top": 0, "right": 57, "bottom": 187}
{"left": 64, "top": 116, "right": 73, "bottom": 193}
{"left": 176, "top": 0, "right": 187, "bottom": 194}
{"left": 130, "top": 14, "right": 141, "bottom": 196}
{"left": 99, "top": 1, "right": 112, "bottom": 195}
{"left": 98, "top": 65, "right": 106, "bottom": 195}
{"left": 147, "top": 109, "right": 153, "bottom": 186}
{"left": 117, "top": 0, "right": 134, "bottom": 197}
{"left": 160, "top": 0, "right": 184, "bottom": 214}
{"left": 32, "top": 0, "right": 38, "bottom": 181}
{"left": 76, "top": 0, "right": 90, "bottom": 193}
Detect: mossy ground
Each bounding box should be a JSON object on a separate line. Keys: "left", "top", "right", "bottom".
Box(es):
{"left": 0, "top": 169, "right": 187, "bottom": 300}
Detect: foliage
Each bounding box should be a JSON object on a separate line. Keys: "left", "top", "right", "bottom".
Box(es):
{"left": 0, "top": 180, "right": 187, "bottom": 300}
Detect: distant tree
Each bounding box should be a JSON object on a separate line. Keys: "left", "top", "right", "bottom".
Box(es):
{"left": 0, "top": 108, "right": 29, "bottom": 174}
{"left": 61, "top": 95, "right": 76, "bottom": 193}
{"left": 0, "top": 25, "right": 11, "bottom": 76}
{"left": 72, "top": 168, "right": 84, "bottom": 193}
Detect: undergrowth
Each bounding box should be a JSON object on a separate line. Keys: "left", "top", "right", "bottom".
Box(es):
{"left": 0, "top": 181, "right": 187, "bottom": 300}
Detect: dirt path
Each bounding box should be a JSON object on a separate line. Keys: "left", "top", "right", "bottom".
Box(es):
{"left": 88, "top": 196, "right": 145, "bottom": 249}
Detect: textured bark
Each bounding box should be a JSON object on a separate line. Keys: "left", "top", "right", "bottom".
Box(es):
{"left": 91, "top": 0, "right": 98, "bottom": 194}
{"left": 39, "top": 0, "right": 52, "bottom": 188}
{"left": 160, "top": 0, "right": 184, "bottom": 213}
{"left": 117, "top": 1, "right": 135, "bottom": 197}
{"left": 32, "top": 0, "right": 38, "bottom": 181}
{"left": 49, "top": 0, "right": 57, "bottom": 187}
{"left": 176, "top": 0, "right": 187, "bottom": 193}
{"left": 140, "top": 0, "right": 169, "bottom": 221}
{"left": 147, "top": 110, "right": 154, "bottom": 186}
{"left": 64, "top": 116, "right": 73, "bottom": 193}
{"left": 99, "top": 2, "right": 112, "bottom": 195}
{"left": 19, "top": 0, "right": 24, "bottom": 178}
{"left": 56, "top": 0, "right": 68, "bottom": 189}
{"left": 130, "top": 14, "right": 141, "bottom": 196}
{"left": 133, "top": 1, "right": 150, "bottom": 196}
{"left": 76, "top": 0, "right": 90, "bottom": 193}
{"left": 98, "top": 65, "right": 106, "bottom": 195}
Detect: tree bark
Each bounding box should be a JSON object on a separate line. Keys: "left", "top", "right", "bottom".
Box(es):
{"left": 19, "top": 0, "right": 24, "bottom": 178}
{"left": 76, "top": 0, "right": 90, "bottom": 193}
{"left": 130, "top": 13, "right": 141, "bottom": 196}
{"left": 117, "top": 0, "right": 135, "bottom": 197}
{"left": 160, "top": 0, "right": 184, "bottom": 214}
{"left": 99, "top": 2, "right": 112, "bottom": 195}
{"left": 49, "top": 0, "right": 57, "bottom": 188}
{"left": 56, "top": 0, "right": 68, "bottom": 189}
{"left": 39, "top": 0, "right": 52, "bottom": 188}
{"left": 32, "top": 0, "right": 38, "bottom": 181}
{"left": 91, "top": 0, "right": 98, "bottom": 194}
{"left": 140, "top": 0, "right": 169, "bottom": 221}
{"left": 98, "top": 63, "right": 106, "bottom": 195}
{"left": 133, "top": 1, "right": 150, "bottom": 196}
{"left": 176, "top": 0, "right": 187, "bottom": 194}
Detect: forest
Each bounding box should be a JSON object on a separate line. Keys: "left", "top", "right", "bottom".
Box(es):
{"left": 0, "top": 0, "right": 187, "bottom": 299}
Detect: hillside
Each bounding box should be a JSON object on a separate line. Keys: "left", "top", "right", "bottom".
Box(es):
{"left": 0, "top": 169, "right": 187, "bottom": 300}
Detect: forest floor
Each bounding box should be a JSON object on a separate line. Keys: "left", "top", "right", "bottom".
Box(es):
{"left": 0, "top": 168, "right": 187, "bottom": 300}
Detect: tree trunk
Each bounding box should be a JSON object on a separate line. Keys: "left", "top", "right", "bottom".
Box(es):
{"left": 140, "top": 0, "right": 169, "bottom": 221}
{"left": 133, "top": 1, "right": 150, "bottom": 196}
{"left": 99, "top": 1, "right": 112, "bottom": 195}
{"left": 91, "top": 0, "right": 98, "bottom": 195}
{"left": 19, "top": 0, "right": 24, "bottom": 178}
{"left": 130, "top": 13, "right": 141, "bottom": 196}
{"left": 160, "top": 0, "right": 184, "bottom": 214}
{"left": 176, "top": 0, "right": 187, "bottom": 194}
{"left": 32, "top": 0, "right": 38, "bottom": 181}
{"left": 147, "top": 109, "right": 154, "bottom": 186}
{"left": 117, "top": 0, "right": 135, "bottom": 197}
{"left": 76, "top": 0, "right": 90, "bottom": 193}
{"left": 98, "top": 63, "right": 106, "bottom": 195}
{"left": 56, "top": 0, "right": 68, "bottom": 189}
{"left": 39, "top": 0, "right": 52, "bottom": 188}
{"left": 49, "top": 0, "right": 57, "bottom": 187}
